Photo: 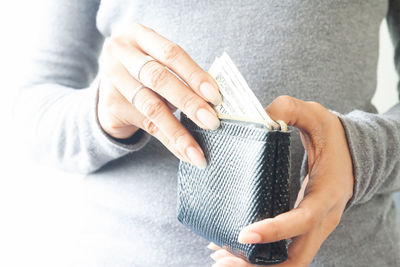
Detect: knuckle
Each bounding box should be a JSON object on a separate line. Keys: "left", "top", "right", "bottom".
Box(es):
{"left": 103, "top": 37, "right": 123, "bottom": 54}
{"left": 180, "top": 94, "right": 201, "bottom": 113}
{"left": 142, "top": 118, "right": 158, "bottom": 135}
{"left": 171, "top": 128, "right": 187, "bottom": 146}
{"left": 187, "top": 68, "right": 203, "bottom": 88}
{"left": 104, "top": 99, "right": 119, "bottom": 115}
{"left": 161, "top": 42, "right": 181, "bottom": 63}
{"left": 274, "top": 95, "right": 295, "bottom": 106}
{"left": 140, "top": 98, "right": 165, "bottom": 120}
{"left": 113, "top": 37, "right": 128, "bottom": 48}
{"left": 144, "top": 63, "right": 169, "bottom": 89}
{"left": 274, "top": 95, "right": 297, "bottom": 116}
{"left": 162, "top": 136, "right": 171, "bottom": 147}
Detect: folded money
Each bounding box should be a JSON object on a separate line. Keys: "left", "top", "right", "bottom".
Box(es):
{"left": 208, "top": 52, "right": 280, "bottom": 130}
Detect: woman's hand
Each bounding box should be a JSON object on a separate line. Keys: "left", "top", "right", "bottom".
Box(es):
{"left": 209, "top": 96, "right": 354, "bottom": 267}
{"left": 97, "top": 23, "right": 222, "bottom": 168}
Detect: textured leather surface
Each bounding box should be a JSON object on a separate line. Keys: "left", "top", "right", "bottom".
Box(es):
{"left": 177, "top": 113, "right": 291, "bottom": 265}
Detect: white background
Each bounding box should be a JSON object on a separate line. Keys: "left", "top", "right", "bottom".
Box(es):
{"left": 0, "top": 1, "right": 399, "bottom": 266}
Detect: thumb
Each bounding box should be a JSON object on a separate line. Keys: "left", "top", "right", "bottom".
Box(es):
{"left": 266, "top": 95, "right": 326, "bottom": 132}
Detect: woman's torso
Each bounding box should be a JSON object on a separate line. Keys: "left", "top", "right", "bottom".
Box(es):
{"left": 80, "top": 1, "right": 398, "bottom": 266}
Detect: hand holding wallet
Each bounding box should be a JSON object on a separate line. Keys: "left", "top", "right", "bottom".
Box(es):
{"left": 177, "top": 53, "right": 291, "bottom": 265}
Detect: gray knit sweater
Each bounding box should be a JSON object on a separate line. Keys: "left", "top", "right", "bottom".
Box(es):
{"left": 15, "top": 0, "right": 400, "bottom": 266}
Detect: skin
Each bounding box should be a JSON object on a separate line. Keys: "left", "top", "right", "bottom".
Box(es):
{"left": 97, "top": 23, "right": 355, "bottom": 266}
{"left": 98, "top": 23, "right": 222, "bottom": 169}
{"left": 209, "top": 96, "right": 355, "bottom": 267}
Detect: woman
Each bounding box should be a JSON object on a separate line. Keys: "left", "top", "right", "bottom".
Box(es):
{"left": 15, "top": 0, "right": 400, "bottom": 266}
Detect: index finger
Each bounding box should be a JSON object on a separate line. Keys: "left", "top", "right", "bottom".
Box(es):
{"left": 126, "top": 23, "right": 222, "bottom": 105}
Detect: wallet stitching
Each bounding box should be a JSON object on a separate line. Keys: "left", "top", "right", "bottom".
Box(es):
{"left": 246, "top": 136, "right": 277, "bottom": 264}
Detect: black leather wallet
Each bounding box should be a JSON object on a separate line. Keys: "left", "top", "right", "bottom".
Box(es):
{"left": 177, "top": 113, "right": 291, "bottom": 265}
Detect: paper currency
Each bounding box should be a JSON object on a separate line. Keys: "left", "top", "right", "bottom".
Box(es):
{"left": 209, "top": 52, "right": 280, "bottom": 130}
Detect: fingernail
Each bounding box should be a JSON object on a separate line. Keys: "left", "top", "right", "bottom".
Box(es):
{"left": 200, "top": 82, "right": 222, "bottom": 105}
{"left": 186, "top": 146, "right": 207, "bottom": 169}
{"left": 238, "top": 231, "right": 262, "bottom": 244}
{"left": 196, "top": 108, "right": 220, "bottom": 130}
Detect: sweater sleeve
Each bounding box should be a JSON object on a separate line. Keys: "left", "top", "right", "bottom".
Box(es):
{"left": 13, "top": 0, "right": 151, "bottom": 174}
{"left": 334, "top": 1, "right": 400, "bottom": 209}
